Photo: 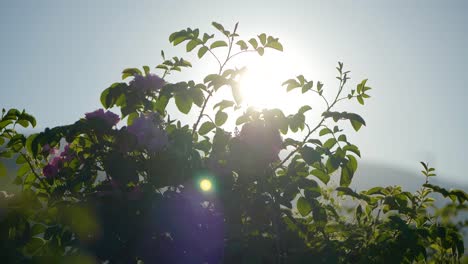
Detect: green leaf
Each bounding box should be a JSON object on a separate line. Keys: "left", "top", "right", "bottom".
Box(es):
{"left": 0, "top": 162, "right": 7, "bottom": 177}
{"left": 340, "top": 155, "right": 358, "bottom": 187}
{"left": 210, "top": 40, "right": 228, "bottom": 49}
{"left": 236, "top": 40, "right": 248, "bottom": 50}
{"left": 323, "top": 138, "right": 337, "bottom": 149}
{"left": 215, "top": 111, "right": 228, "bottom": 126}
{"left": 198, "top": 46, "right": 209, "bottom": 58}
{"left": 202, "top": 33, "right": 214, "bottom": 43}
{"left": 199, "top": 121, "right": 216, "bottom": 135}
{"left": 357, "top": 95, "right": 364, "bottom": 105}
{"left": 257, "top": 47, "right": 265, "bottom": 56}
{"left": 248, "top": 38, "right": 258, "bottom": 49}
{"left": 189, "top": 87, "right": 205, "bottom": 107}
{"left": 213, "top": 100, "right": 235, "bottom": 111}
{"left": 319, "top": 128, "right": 332, "bottom": 136}
{"left": 143, "top": 65, "right": 150, "bottom": 75}
{"left": 236, "top": 114, "right": 250, "bottom": 125}
{"left": 348, "top": 113, "right": 366, "bottom": 131}
{"left": 297, "top": 197, "right": 312, "bottom": 217}
{"left": 300, "top": 146, "right": 321, "bottom": 165}
{"left": 282, "top": 79, "right": 301, "bottom": 92}
{"left": 302, "top": 81, "right": 313, "bottom": 93}
{"left": 258, "top": 33, "right": 267, "bottom": 45}
{"left": 337, "top": 134, "right": 347, "bottom": 142}
{"left": 174, "top": 93, "right": 193, "bottom": 114}
{"left": 265, "top": 39, "right": 283, "bottom": 51}
{"left": 311, "top": 169, "right": 330, "bottom": 184}
{"left": 357, "top": 79, "right": 368, "bottom": 94}
{"left": 20, "top": 113, "right": 36, "bottom": 127}
{"left": 343, "top": 144, "right": 361, "bottom": 157}
{"left": 122, "top": 68, "right": 142, "bottom": 80}
{"left": 186, "top": 39, "right": 199, "bottom": 52}
{"left": 212, "top": 22, "right": 226, "bottom": 34}
{"left": 298, "top": 105, "right": 312, "bottom": 114}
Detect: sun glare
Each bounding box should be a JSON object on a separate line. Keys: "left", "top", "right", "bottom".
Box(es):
{"left": 200, "top": 179, "right": 212, "bottom": 192}
{"left": 238, "top": 55, "right": 303, "bottom": 113}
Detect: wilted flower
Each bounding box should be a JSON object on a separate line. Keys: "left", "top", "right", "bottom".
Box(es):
{"left": 127, "top": 114, "right": 169, "bottom": 152}
{"left": 85, "top": 109, "right": 120, "bottom": 126}
{"left": 130, "top": 74, "right": 165, "bottom": 93}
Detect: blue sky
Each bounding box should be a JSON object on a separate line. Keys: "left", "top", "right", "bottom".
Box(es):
{"left": 1, "top": 0, "right": 467, "bottom": 185}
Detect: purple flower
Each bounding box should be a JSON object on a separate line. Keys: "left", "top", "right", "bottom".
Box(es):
{"left": 130, "top": 74, "right": 165, "bottom": 93}
{"left": 59, "top": 144, "right": 75, "bottom": 162}
{"left": 85, "top": 109, "right": 120, "bottom": 126}
{"left": 127, "top": 114, "right": 168, "bottom": 152}
{"left": 239, "top": 120, "right": 283, "bottom": 163}
{"left": 43, "top": 164, "right": 58, "bottom": 178}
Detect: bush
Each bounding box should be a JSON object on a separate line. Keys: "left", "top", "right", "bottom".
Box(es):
{"left": 0, "top": 22, "right": 466, "bottom": 263}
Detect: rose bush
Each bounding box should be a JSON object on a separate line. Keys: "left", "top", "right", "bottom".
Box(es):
{"left": 0, "top": 22, "right": 466, "bottom": 263}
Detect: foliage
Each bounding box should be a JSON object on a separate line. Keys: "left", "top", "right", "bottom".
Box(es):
{"left": 0, "top": 22, "right": 466, "bottom": 264}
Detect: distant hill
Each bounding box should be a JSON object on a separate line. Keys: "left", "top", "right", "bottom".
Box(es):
{"left": 351, "top": 162, "right": 468, "bottom": 192}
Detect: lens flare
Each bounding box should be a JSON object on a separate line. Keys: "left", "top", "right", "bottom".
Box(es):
{"left": 200, "top": 179, "right": 212, "bottom": 192}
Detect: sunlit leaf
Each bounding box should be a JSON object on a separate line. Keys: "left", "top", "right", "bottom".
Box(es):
{"left": 215, "top": 111, "right": 228, "bottom": 126}
{"left": 210, "top": 40, "right": 228, "bottom": 49}
{"left": 199, "top": 121, "right": 216, "bottom": 135}
{"left": 297, "top": 197, "right": 312, "bottom": 217}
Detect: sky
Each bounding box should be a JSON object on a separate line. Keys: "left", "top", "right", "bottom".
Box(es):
{"left": 1, "top": 0, "right": 467, "bottom": 185}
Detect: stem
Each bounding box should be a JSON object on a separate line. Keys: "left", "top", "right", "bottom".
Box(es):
{"left": 192, "top": 24, "right": 240, "bottom": 136}
{"left": 21, "top": 151, "right": 51, "bottom": 194}
{"left": 274, "top": 74, "right": 347, "bottom": 170}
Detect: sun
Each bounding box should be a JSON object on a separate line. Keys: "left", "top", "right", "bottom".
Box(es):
{"left": 237, "top": 54, "right": 304, "bottom": 113}
{"left": 199, "top": 179, "right": 212, "bottom": 192}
